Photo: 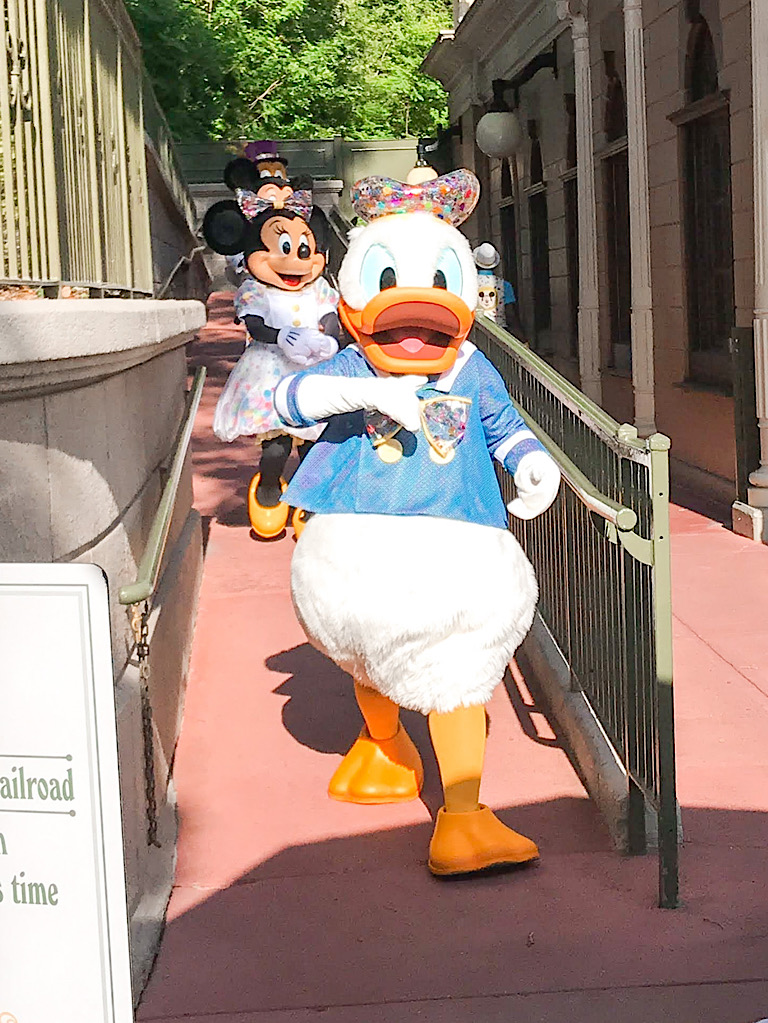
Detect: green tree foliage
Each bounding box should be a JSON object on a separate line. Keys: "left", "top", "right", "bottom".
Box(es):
{"left": 125, "top": 0, "right": 242, "bottom": 139}
{"left": 128, "top": 0, "right": 451, "bottom": 140}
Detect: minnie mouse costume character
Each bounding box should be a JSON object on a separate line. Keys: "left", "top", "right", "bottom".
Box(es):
{"left": 203, "top": 159, "right": 340, "bottom": 538}
{"left": 275, "top": 170, "right": 562, "bottom": 876}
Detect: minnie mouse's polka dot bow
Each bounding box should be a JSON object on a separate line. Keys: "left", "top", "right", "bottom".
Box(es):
{"left": 235, "top": 187, "right": 313, "bottom": 223}
{"left": 351, "top": 170, "right": 480, "bottom": 227}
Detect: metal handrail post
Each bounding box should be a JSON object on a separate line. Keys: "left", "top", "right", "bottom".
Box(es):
{"left": 649, "top": 432, "right": 679, "bottom": 908}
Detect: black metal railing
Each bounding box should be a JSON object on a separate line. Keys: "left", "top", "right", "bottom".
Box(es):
{"left": 474, "top": 316, "right": 678, "bottom": 908}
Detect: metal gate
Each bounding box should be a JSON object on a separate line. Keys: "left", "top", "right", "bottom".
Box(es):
{"left": 1, "top": 0, "right": 154, "bottom": 293}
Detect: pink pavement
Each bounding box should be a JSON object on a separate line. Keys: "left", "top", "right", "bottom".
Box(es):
{"left": 137, "top": 295, "right": 768, "bottom": 1023}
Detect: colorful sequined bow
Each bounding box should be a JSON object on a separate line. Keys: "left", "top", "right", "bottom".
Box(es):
{"left": 351, "top": 170, "right": 480, "bottom": 227}
{"left": 235, "top": 187, "right": 313, "bottom": 223}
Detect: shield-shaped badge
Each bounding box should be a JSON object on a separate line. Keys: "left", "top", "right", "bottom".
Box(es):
{"left": 419, "top": 396, "right": 472, "bottom": 464}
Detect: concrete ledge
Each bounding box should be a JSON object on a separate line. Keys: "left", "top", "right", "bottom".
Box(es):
{"left": 312, "top": 179, "right": 344, "bottom": 212}
{"left": 0, "top": 299, "right": 205, "bottom": 399}
{"left": 732, "top": 500, "right": 766, "bottom": 542}
{"left": 517, "top": 613, "right": 631, "bottom": 852}
{"left": 1, "top": 295, "right": 205, "bottom": 1005}
{"left": 189, "top": 181, "right": 229, "bottom": 222}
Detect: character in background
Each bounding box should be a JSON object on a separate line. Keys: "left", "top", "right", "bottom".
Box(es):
{"left": 244, "top": 141, "right": 291, "bottom": 184}
{"left": 220, "top": 154, "right": 295, "bottom": 290}
{"left": 472, "top": 242, "right": 524, "bottom": 338}
{"left": 203, "top": 162, "right": 340, "bottom": 538}
{"left": 275, "top": 171, "right": 561, "bottom": 876}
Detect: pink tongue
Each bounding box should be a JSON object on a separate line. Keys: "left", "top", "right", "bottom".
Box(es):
{"left": 399, "top": 336, "right": 425, "bottom": 353}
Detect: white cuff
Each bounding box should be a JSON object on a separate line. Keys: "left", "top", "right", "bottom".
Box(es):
{"left": 274, "top": 375, "right": 299, "bottom": 426}
{"left": 493, "top": 429, "right": 537, "bottom": 464}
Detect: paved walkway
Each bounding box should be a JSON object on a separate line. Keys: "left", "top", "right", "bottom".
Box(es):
{"left": 137, "top": 296, "right": 768, "bottom": 1022}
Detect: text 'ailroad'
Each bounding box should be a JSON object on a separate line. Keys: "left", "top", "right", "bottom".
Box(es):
{"left": 0, "top": 765, "right": 75, "bottom": 802}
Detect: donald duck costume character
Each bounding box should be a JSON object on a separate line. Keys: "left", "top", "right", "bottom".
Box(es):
{"left": 274, "top": 170, "right": 561, "bottom": 876}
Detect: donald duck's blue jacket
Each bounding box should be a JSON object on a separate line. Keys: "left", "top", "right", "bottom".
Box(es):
{"left": 276, "top": 341, "right": 545, "bottom": 530}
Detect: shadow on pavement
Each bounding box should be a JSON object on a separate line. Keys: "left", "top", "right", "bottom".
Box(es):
{"left": 136, "top": 800, "right": 768, "bottom": 1023}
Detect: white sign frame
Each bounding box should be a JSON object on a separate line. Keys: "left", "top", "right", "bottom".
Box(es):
{"left": 0, "top": 563, "right": 133, "bottom": 1023}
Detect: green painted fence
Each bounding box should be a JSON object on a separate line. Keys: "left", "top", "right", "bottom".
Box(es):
{"left": 1, "top": 0, "right": 194, "bottom": 295}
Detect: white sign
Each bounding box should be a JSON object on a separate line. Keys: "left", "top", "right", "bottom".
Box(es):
{"left": 0, "top": 564, "right": 133, "bottom": 1023}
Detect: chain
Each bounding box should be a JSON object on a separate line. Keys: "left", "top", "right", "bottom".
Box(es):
{"left": 131, "top": 602, "right": 161, "bottom": 848}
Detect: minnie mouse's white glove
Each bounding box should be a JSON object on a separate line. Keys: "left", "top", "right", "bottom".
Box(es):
{"left": 277, "top": 327, "right": 339, "bottom": 367}
{"left": 507, "top": 450, "right": 562, "bottom": 520}
{"left": 292, "top": 374, "right": 426, "bottom": 433}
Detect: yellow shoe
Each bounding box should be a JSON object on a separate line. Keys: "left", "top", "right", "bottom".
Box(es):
{"left": 328, "top": 725, "right": 424, "bottom": 804}
{"left": 292, "top": 507, "right": 308, "bottom": 538}
{"left": 428, "top": 804, "right": 539, "bottom": 876}
{"left": 248, "top": 474, "right": 289, "bottom": 538}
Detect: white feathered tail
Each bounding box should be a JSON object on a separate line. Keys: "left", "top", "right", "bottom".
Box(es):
{"left": 291, "top": 513, "right": 538, "bottom": 715}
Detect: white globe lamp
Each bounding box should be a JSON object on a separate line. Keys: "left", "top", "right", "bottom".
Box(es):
{"left": 475, "top": 109, "right": 524, "bottom": 158}
{"left": 406, "top": 162, "right": 439, "bottom": 185}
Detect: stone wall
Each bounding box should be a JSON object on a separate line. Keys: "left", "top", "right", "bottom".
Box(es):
{"left": 0, "top": 297, "right": 207, "bottom": 997}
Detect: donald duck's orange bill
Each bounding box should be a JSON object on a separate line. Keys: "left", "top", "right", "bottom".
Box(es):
{"left": 339, "top": 287, "right": 474, "bottom": 375}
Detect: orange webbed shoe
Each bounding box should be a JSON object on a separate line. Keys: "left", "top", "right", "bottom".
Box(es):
{"left": 428, "top": 804, "right": 540, "bottom": 876}
{"left": 328, "top": 725, "right": 424, "bottom": 804}
{"left": 247, "top": 473, "right": 289, "bottom": 538}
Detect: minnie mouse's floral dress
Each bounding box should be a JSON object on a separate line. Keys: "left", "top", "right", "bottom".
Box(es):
{"left": 213, "top": 275, "right": 339, "bottom": 443}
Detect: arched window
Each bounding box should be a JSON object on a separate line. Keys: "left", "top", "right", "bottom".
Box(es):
{"left": 565, "top": 93, "right": 577, "bottom": 170}
{"left": 603, "top": 51, "right": 627, "bottom": 143}
{"left": 501, "top": 158, "right": 513, "bottom": 199}
{"left": 529, "top": 121, "right": 543, "bottom": 185}
{"left": 499, "top": 160, "right": 517, "bottom": 311}
{"left": 686, "top": 16, "right": 718, "bottom": 102}
{"left": 563, "top": 94, "right": 579, "bottom": 356}
{"left": 601, "top": 52, "right": 630, "bottom": 367}
{"left": 681, "top": 15, "right": 734, "bottom": 385}
{"left": 527, "top": 121, "right": 550, "bottom": 338}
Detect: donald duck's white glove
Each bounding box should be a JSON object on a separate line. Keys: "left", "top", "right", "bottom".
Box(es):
{"left": 508, "top": 450, "right": 561, "bottom": 520}
{"left": 277, "top": 326, "right": 339, "bottom": 367}
{"left": 289, "top": 374, "right": 426, "bottom": 433}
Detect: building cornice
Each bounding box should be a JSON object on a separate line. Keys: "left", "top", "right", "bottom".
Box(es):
{"left": 422, "top": 0, "right": 564, "bottom": 114}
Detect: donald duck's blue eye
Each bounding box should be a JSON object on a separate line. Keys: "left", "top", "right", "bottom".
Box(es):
{"left": 360, "top": 244, "right": 397, "bottom": 302}
{"left": 435, "top": 247, "right": 463, "bottom": 296}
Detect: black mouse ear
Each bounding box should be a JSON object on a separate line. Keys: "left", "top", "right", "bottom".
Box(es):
{"left": 308, "top": 206, "right": 330, "bottom": 255}
{"left": 202, "top": 200, "right": 249, "bottom": 254}
{"left": 290, "top": 173, "right": 313, "bottom": 191}
{"left": 223, "top": 157, "right": 260, "bottom": 192}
